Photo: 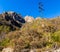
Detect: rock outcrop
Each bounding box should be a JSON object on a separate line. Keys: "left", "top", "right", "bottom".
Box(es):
{"left": 0, "top": 11, "right": 25, "bottom": 30}
{"left": 24, "top": 16, "right": 34, "bottom": 23}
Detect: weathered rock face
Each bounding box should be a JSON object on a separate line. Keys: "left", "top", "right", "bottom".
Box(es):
{"left": 0, "top": 11, "right": 25, "bottom": 30}
{"left": 24, "top": 16, "right": 34, "bottom": 23}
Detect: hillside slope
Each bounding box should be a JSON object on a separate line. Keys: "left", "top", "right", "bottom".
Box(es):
{"left": 0, "top": 12, "right": 60, "bottom": 52}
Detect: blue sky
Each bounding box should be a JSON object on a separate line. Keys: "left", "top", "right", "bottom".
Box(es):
{"left": 0, "top": 0, "right": 60, "bottom": 18}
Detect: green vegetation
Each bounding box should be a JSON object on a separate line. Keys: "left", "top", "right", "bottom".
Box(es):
{"left": 0, "top": 38, "right": 10, "bottom": 46}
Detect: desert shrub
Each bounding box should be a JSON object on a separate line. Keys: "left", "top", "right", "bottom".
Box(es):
{"left": 0, "top": 25, "right": 11, "bottom": 34}
{"left": 51, "top": 31, "right": 60, "bottom": 42}
{"left": 0, "top": 38, "right": 10, "bottom": 46}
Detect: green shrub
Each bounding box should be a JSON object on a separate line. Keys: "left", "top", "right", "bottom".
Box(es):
{"left": 0, "top": 38, "right": 10, "bottom": 46}
{"left": 51, "top": 31, "right": 60, "bottom": 42}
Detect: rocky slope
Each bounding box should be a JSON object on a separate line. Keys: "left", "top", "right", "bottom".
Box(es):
{"left": 0, "top": 12, "right": 60, "bottom": 52}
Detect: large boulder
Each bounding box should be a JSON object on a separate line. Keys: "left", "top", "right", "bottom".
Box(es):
{"left": 0, "top": 11, "right": 25, "bottom": 30}
{"left": 24, "top": 16, "right": 34, "bottom": 23}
